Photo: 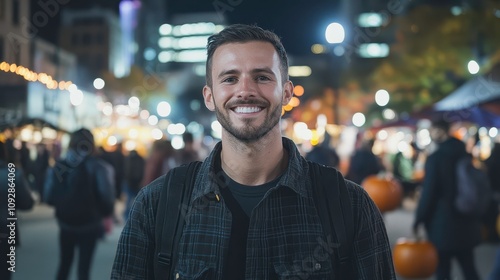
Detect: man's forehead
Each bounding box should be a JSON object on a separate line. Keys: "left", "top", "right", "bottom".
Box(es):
{"left": 212, "top": 42, "right": 280, "bottom": 70}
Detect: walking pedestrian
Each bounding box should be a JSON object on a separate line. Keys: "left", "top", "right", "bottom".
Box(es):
{"left": 413, "top": 119, "right": 481, "bottom": 280}
{"left": 45, "top": 128, "right": 115, "bottom": 280}
{"left": 123, "top": 150, "right": 145, "bottom": 221}
{"left": 346, "top": 138, "right": 384, "bottom": 184}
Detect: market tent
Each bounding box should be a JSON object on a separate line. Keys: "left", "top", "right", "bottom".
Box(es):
{"left": 434, "top": 64, "right": 500, "bottom": 111}
{"left": 430, "top": 63, "right": 500, "bottom": 127}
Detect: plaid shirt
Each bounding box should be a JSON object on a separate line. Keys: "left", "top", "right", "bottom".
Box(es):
{"left": 112, "top": 138, "right": 396, "bottom": 279}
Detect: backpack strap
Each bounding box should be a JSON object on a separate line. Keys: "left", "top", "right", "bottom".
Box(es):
{"left": 154, "top": 161, "right": 202, "bottom": 280}
{"left": 308, "top": 161, "right": 354, "bottom": 278}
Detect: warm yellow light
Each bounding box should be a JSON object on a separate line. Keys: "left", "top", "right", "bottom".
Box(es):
{"left": 288, "top": 66, "right": 312, "bottom": 77}
{"left": 311, "top": 44, "right": 325, "bottom": 54}
{"left": 1, "top": 60, "right": 77, "bottom": 92}
{"left": 289, "top": 96, "right": 301, "bottom": 107}
{"left": 284, "top": 104, "right": 294, "bottom": 111}
{"left": 39, "top": 74, "right": 48, "bottom": 83}
{"left": 294, "top": 85, "right": 305, "bottom": 96}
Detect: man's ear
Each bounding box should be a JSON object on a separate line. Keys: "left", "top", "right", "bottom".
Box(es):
{"left": 282, "top": 81, "right": 294, "bottom": 105}
{"left": 203, "top": 85, "right": 215, "bottom": 111}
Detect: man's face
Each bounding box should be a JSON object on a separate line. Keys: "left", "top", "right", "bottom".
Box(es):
{"left": 429, "top": 126, "right": 447, "bottom": 143}
{"left": 203, "top": 41, "right": 293, "bottom": 143}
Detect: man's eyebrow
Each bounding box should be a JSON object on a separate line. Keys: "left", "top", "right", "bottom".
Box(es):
{"left": 251, "top": 67, "right": 276, "bottom": 76}
{"left": 217, "top": 69, "right": 240, "bottom": 79}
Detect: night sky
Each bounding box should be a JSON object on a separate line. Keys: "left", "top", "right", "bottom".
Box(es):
{"left": 30, "top": 0, "right": 341, "bottom": 57}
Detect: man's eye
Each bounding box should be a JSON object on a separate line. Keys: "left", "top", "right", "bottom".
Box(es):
{"left": 257, "top": 76, "right": 271, "bottom": 81}
{"left": 222, "top": 77, "right": 237, "bottom": 83}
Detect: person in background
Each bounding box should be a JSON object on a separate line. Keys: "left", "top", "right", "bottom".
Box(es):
{"left": 123, "top": 150, "right": 145, "bottom": 221}
{"left": 413, "top": 119, "right": 481, "bottom": 280}
{"left": 392, "top": 141, "right": 420, "bottom": 199}
{"left": 33, "top": 143, "right": 50, "bottom": 202}
{"left": 110, "top": 142, "right": 125, "bottom": 200}
{"left": 141, "top": 139, "right": 175, "bottom": 186}
{"left": 112, "top": 24, "right": 395, "bottom": 279}
{"left": 0, "top": 140, "right": 34, "bottom": 280}
{"left": 346, "top": 138, "right": 384, "bottom": 185}
{"left": 45, "top": 128, "right": 115, "bottom": 280}
{"left": 176, "top": 132, "right": 201, "bottom": 166}
{"left": 483, "top": 142, "right": 500, "bottom": 243}
{"left": 305, "top": 133, "right": 340, "bottom": 168}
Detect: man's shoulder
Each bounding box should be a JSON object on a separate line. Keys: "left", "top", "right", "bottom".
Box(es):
{"left": 139, "top": 174, "right": 167, "bottom": 199}
{"left": 343, "top": 178, "right": 368, "bottom": 199}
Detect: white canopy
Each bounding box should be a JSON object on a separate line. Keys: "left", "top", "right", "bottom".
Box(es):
{"left": 434, "top": 64, "right": 500, "bottom": 111}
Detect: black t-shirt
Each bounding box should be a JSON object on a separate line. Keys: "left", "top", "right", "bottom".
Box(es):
{"left": 218, "top": 159, "right": 282, "bottom": 279}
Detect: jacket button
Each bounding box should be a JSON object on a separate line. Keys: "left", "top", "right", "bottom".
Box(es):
{"left": 315, "top": 263, "right": 321, "bottom": 270}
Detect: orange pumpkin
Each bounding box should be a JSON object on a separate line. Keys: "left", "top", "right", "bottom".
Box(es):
{"left": 393, "top": 238, "right": 438, "bottom": 278}
{"left": 361, "top": 175, "right": 403, "bottom": 212}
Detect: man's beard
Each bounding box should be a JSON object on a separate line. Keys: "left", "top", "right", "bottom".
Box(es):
{"left": 214, "top": 101, "right": 282, "bottom": 143}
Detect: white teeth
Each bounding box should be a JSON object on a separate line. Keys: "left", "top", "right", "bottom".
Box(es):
{"left": 234, "top": 107, "right": 261, "bottom": 113}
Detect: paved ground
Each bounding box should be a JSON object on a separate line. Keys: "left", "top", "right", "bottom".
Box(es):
{"left": 9, "top": 200, "right": 499, "bottom": 280}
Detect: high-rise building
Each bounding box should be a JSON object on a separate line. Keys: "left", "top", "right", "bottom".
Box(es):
{"left": 154, "top": 13, "right": 226, "bottom": 125}
{"left": 0, "top": 0, "right": 31, "bottom": 85}
{"left": 59, "top": 7, "right": 124, "bottom": 86}
{"left": 125, "top": 0, "right": 166, "bottom": 72}
{"left": 0, "top": 0, "right": 31, "bottom": 127}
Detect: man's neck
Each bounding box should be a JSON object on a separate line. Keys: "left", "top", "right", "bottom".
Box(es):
{"left": 220, "top": 131, "right": 288, "bottom": 186}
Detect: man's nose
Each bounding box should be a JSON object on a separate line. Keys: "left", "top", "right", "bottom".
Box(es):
{"left": 236, "top": 76, "right": 257, "bottom": 98}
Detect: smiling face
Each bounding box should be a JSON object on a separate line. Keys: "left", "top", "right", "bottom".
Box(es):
{"left": 203, "top": 41, "right": 293, "bottom": 143}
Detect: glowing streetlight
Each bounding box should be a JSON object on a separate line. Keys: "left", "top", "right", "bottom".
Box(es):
{"left": 375, "top": 89, "right": 390, "bottom": 106}
{"left": 352, "top": 112, "right": 366, "bottom": 127}
{"left": 93, "top": 78, "right": 105, "bottom": 90}
{"left": 467, "top": 60, "right": 480, "bottom": 75}
{"left": 325, "top": 22, "right": 345, "bottom": 44}
{"left": 157, "top": 101, "right": 171, "bottom": 117}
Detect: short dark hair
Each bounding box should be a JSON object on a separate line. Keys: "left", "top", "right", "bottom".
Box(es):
{"left": 431, "top": 118, "right": 451, "bottom": 133}
{"left": 205, "top": 24, "right": 289, "bottom": 87}
{"left": 69, "top": 128, "right": 95, "bottom": 155}
{"left": 182, "top": 132, "right": 194, "bottom": 144}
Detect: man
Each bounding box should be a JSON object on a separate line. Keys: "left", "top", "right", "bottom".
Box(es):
{"left": 413, "top": 119, "right": 481, "bottom": 280}
{"left": 45, "top": 128, "right": 115, "bottom": 280}
{"left": 112, "top": 24, "right": 395, "bottom": 279}
{"left": 177, "top": 132, "right": 201, "bottom": 165}
{"left": 305, "top": 133, "right": 340, "bottom": 168}
{"left": 346, "top": 138, "right": 384, "bottom": 185}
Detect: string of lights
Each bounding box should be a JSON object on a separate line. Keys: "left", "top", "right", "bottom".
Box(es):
{"left": 0, "top": 61, "right": 74, "bottom": 91}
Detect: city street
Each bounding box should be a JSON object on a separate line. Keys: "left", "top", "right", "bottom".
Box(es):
{"left": 10, "top": 201, "right": 499, "bottom": 280}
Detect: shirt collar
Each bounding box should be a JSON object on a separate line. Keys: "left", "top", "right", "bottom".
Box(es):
{"left": 191, "top": 137, "right": 309, "bottom": 203}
